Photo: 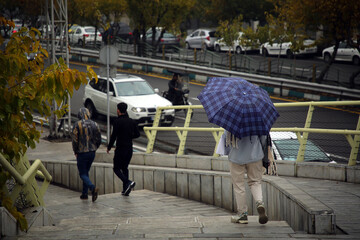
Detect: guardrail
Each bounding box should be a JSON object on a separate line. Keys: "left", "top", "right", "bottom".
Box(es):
{"left": 143, "top": 101, "right": 360, "bottom": 166}
{"left": 0, "top": 153, "right": 52, "bottom": 207}
{"left": 64, "top": 46, "right": 360, "bottom": 100}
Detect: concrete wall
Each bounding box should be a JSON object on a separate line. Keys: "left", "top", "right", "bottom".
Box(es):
{"left": 96, "top": 151, "right": 360, "bottom": 184}
{"left": 36, "top": 151, "right": 345, "bottom": 234}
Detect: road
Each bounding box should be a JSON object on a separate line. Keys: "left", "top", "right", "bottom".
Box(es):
{"left": 72, "top": 42, "right": 360, "bottom": 88}
{"left": 66, "top": 61, "right": 359, "bottom": 164}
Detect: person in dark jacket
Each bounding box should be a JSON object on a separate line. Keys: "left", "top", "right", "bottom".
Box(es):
{"left": 107, "top": 102, "right": 140, "bottom": 196}
{"left": 167, "top": 73, "right": 183, "bottom": 105}
{"left": 71, "top": 107, "right": 102, "bottom": 202}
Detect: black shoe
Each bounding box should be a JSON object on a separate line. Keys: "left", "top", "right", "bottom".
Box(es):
{"left": 80, "top": 194, "right": 88, "bottom": 200}
{"left": 124, "top": 181, "right": 135, "bottom": 196}
{"left": 92, "top": 187, "right": 99, "bottom": 202}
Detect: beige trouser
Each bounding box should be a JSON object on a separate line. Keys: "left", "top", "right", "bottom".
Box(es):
{"left": 229, "top": 160, "right": 263, "bottom": 214}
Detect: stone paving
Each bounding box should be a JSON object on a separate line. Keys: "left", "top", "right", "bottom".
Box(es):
{"left": 4, "top": 182, "right": 359, "bottom": 240}
{"left": 4, "top": 128, "right": 360, "bottom": 239}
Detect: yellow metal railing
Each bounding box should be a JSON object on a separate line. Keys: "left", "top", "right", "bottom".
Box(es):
{"left": 144, "top": 101, "right": 360, "bottom": 166}
{"left": 0, "top": 153, "right": 52, "bottom": 207}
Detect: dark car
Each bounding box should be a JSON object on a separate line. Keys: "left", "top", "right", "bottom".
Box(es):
{"left": 145, "top": 28, "right": 180, "bottom": 52}
{"left": 103, "top": 22, "right": 133, "bottom": 44}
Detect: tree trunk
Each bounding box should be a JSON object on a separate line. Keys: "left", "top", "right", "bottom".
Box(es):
{"left": 317, "top": 40, "right": 340, "bottom": 83}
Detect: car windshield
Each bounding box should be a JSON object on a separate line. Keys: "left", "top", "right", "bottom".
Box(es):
{"left": 163, "top": 32, "right": 176, "bottom": 38}
{"left": 85, "top": 28, "right": 95, "bottom": 33}
{"left": 273, "top": 139, "right": 331, "bottom": 162}
{"left": 115, "top": 81, "right": 155, "bottom": 96}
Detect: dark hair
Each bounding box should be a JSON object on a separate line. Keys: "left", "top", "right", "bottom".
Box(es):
{"left": 117, "top": 102, "right": 127, "bottom": 113}
{"left": 172, "top": 73, "right": 179, "bottom": 80}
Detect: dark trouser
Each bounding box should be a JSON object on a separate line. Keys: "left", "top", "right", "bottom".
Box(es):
{"left": 77, "top": 151, "right": 96, "bottom": 195}
{"left": 113, "top": 146, "right": 133, "bottom": 191}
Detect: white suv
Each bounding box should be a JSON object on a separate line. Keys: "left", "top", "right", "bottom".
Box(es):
{"left": 83, "top": 74, "right": 175, "bottom": 126}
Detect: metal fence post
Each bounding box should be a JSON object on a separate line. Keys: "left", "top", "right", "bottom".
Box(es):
{"left": 194, "top": 48, "right": 197, "bottom": 65}
{"left": 145, "top": 108, "right": 162, "bottom": 153}
{"left": 312, "top": 64, "right": 316, "bottom": 82}
{"left": 176, "top": 107, "right": 193, "bottom": 155}
{"left": 229, "top": 52, "right": 232, "bottom": 70}
{"left": 162, "top": 45, "right": 165, "bottom": 60}
{"left": 347, "top": 115, "right": 360, "bottom": 166}
{"left": 268, "top": 59, "right": 271, "bottom": 76}
{"left": 296, "top": 104, "right": 315, "bottom": 163}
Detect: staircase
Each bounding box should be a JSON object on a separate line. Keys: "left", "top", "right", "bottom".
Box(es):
{"left": 5, "top": 187, "right": 297, "bottom": 240}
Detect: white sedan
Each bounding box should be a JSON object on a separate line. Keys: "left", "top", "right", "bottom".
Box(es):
{"left": 260, "top": 39, "right": 317, "bottom": 58}
{"left": 214, "top": 32, "right": 258, "bottom": 54}
{"left": 83, "top": 74, "right": 175, "bottom": 126}
{"left": 69, "top": 26, "right": 102, "bottom": 46}
{"left": 322, "top": 42, "right": 360, "bottom": 65}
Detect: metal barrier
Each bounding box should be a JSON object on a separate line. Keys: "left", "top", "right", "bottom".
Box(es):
{"left": 67, "top": 47, "right": 360, "bottom": 99}
{"left": 0, "top": 153, "right": 52, "bottom": 207}
{"left": 143, "top": 101, "right": 360, "bottom": 166}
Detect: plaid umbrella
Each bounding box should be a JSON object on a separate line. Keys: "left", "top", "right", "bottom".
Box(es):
{"left": 198, "top": 77, "right": 279, "bottom": 138}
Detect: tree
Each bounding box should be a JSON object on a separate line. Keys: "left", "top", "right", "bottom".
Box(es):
{"left": 126, "top": 0, "right": 195, "bottom": 56}
{"left": 268, "top": 0, "right": 360, "bottom": 85}
{"left": 216, "top": 16, "right": 242, "bottom": 54}
{"left": 204, "top": 0, "right": 273, "bottom": 25}
{"left": 0, "top": 17, "right": 97, "bottom": 231}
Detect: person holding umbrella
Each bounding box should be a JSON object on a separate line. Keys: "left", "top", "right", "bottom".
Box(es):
{"left": 198, "top": 77, "right": 279, "bottom": 225}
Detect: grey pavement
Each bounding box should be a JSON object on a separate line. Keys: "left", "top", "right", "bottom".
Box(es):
{"left": 6, "top": 129, "right": 360, "bottom": 239}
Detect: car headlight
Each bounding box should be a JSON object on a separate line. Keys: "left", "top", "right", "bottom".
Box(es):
{"left": 131, "top": 107, "right": 146, "bottom": 113}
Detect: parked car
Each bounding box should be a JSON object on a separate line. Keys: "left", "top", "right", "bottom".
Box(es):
{"left": 69, "top": 26, "right": 102, "bottom": 46}
{"left": 185, "top": 29, "right": 218, "bottom": 50}
{"left": 145, "top": 28, "right": 180, "bottom": 52}
{"left": 112, "top": 22, "right": 134, "bottom": 43}
{"left": 83, "top": 74, "right": 175, "bottom": 126}
{"left": 260, "top": 39, "right": 317, "bottom": 58}
{"left": 214, "top": 32, "right": 258, "bottom": 54}
{"left": 270, "top": 132, "right": 335, "bottom": 163}
{"left": 322, "top": 42, "right": 360, "bottom": 65}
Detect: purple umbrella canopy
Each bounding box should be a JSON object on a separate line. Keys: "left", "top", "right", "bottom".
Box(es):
{"left": 198, "top": 77, "right": 279, "bottom": 138}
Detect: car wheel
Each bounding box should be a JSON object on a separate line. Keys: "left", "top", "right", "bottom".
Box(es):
{"left": 215, "top": 45, "right": 221, "bottom": 52}
{"left": 353, "top": 56, "right": 360, "bottom": 65}
{"left": 236, "top": 46, "right": 242, "bottom": 54}
{"left": 186, "top": 42, "right": 191, "bottom": 49}
{"left": 85, "top": 101, "right": 97, "bottom": 119}
{"left": 324, "top": 53, "right": 331, "bottom": 63}
{"left": 262, "top": 48, "right": 268, "bottom": 57}
{"left": 78, "top": 39, "right": 83, "bottom": 46}
{"left": 286, "top": 49, "right": 294, "bottom": 59}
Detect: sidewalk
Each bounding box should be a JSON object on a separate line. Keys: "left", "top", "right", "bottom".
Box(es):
{"left": 7, "top": 130, "right": 360, "bottom": 239}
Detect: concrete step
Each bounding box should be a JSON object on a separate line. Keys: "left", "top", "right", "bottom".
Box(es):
{"left": 16, "top": 216, "right": 293, "bottom": 239}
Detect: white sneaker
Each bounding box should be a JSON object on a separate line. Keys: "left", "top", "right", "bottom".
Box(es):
{"left": 256, "top": 201, "right": 268, "bottom": 224}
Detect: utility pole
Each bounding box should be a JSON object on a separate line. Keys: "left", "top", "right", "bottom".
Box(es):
{"left": 45, "top": 0, "right": 70, "bottom": 137}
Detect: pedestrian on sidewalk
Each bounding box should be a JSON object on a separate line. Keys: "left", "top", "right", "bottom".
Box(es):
{"left": 223, "top": 131, "right": 269, "bottom": 225}
{"left": 71, "top": 107, "right": 101, "bottom": 202}
{"left": 107, "top": 102, "right": 140, "bottom": 196}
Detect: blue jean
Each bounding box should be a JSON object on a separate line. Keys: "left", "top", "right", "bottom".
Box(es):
{"left": 77, "top": 151, "right": 96, "bottom": 195}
